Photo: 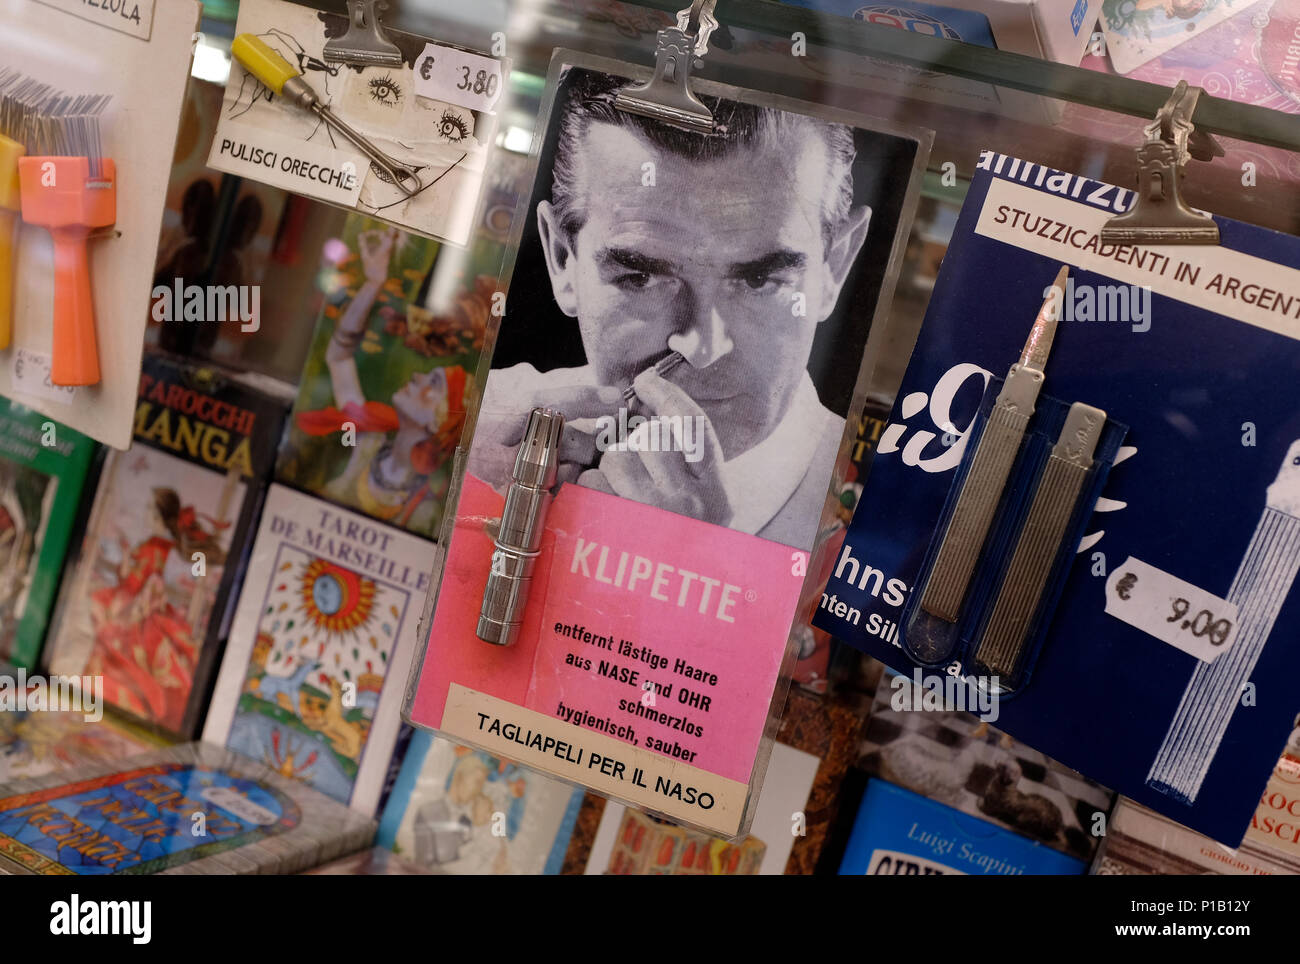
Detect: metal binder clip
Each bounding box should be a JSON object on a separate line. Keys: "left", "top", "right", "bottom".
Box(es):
{"left": 323, "top": 0, "right": 404, "bottom": 67}
{"left": 614, "top": 0, "right": 720, "bottom": 135}
{"left": 1100, "top": 80, "right": 1224, "bottom": 245}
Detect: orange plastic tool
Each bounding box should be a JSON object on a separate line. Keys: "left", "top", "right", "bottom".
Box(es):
{"left": 18, "top": 156, "right": 116, "bottom": 386}
{"left": 0, "top": 134, "right": 20, "bottom": 350}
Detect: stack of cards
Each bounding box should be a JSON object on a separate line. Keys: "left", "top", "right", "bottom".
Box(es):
{"left": 0, "top": 742, "right": 375, "bottom": 874}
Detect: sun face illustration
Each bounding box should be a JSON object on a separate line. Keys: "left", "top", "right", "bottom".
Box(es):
{"left": 298, "top": 559, "right": 375, "bottom": 635}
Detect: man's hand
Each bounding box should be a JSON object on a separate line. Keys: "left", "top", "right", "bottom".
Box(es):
{"left": 581, "top": 366, "right": 732, "bottom": 526}
{"left": 469, "top": 364, "right": 621, "bottom": 487}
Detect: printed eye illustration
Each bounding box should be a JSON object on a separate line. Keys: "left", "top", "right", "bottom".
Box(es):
{"left": 437, "top": 109, "right": 470, "bottom": 143}
{"left": 368, "top": 74, "right": 403, "bottom": 108}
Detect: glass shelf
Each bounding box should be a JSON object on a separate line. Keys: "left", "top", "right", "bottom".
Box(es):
{"left": 619, "top": 0, "right": 1300, "bottom": 150}
{"left": 497, "top": 0, "right": 1300, "bottom": 238}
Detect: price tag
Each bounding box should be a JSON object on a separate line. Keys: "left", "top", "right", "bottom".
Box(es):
{"left": 1104, "top": 556, "right": 1238, "bottom": 662}
{"left": 414, "top": 43, "right": 504, "bottom": 113}
{"left": 11, "top": 348, "right": 77, "bottom": 406}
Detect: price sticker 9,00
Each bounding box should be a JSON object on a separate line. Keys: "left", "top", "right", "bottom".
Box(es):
{"left": 1104, "top": 555, "right": 1239, "bottom": 663}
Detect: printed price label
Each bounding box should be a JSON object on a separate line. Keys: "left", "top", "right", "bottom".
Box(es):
{"left": 11, "top": 348, "right": 77, "bottom": 406}
{"left": 210, "top": 122, "right": 365, "bottom": 208}
{"left": 1104, "top": 556, "right": 1238, "bottom": 662}
{"left": 414, "top": 42, "right": 503, "bottom": 113}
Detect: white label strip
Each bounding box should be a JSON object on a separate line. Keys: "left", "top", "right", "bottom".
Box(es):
{"left": 202, "top": 787, "right": 277, "bottom": 825}
{"left": 865, "top": 849, "right": 964, "bottom": 876}
{"left": 11, "top": 348, "right": 76, "bottom": 407}
{"left": 441, "top": 683, "right": 749, "bottom": 837}
{"left": 414, "top": 43, "right": 504, "bottom": 113}
{"left": 30, "top": 0, "right": 156, "bottom": 42}
{"left": 1104, "top": 555, "right": 1239, "bottom": 662}
{"left": 976, "top": 178, "right": 1300, "bottom": 344}
{"left": 209, "top": 121, "right": 365, "bottom": 208}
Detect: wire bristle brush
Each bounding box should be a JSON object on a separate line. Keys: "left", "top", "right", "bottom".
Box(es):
{"left": 18, "top": 91, "right": 113, "bottom": 386}
{"left": 0, "top": 68, "right": 55, "bottom": 350}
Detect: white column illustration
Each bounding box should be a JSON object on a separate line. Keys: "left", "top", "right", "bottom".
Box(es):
{"left": 1147, "top": 439, "right": 1300, "bottom": 804}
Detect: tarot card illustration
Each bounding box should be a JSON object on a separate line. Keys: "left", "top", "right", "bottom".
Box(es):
{"left": 0, "top": 464, "right": 56, "bottom": 660}
{"left": 206, "top": 483, "right": 428, "bottom": 816}
{"left": 278, "top": 215, "right": 482, "bottom": 539}
{"left": 1101, "top": 0, "right": 1263, "bottom": 73}
{"left": 46, "top": 447, "right": 245, "bottom": 735}
{"left": 225, "top": 545, "right": 407, "bottom": 805}
{"left": 380, "top": 732, "right": 583, "bottom": 875}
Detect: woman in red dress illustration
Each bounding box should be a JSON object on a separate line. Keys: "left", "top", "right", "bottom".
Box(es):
{"left": 88, "top": 488, "right": 228, "bottom": 730}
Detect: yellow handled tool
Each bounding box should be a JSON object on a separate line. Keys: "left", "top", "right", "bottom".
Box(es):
{"left": 231, "top": 34, "right": 421, "bottom": 197}
{"left": 231, "top": 34, "right": 301, "bottom": 97}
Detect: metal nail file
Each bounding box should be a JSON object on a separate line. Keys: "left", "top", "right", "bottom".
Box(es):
{"left": 975, "top": 402, "right": 1107, "bottom": 682}
{"left": 920, "top": 265, "right": 1069, "bottom": 623}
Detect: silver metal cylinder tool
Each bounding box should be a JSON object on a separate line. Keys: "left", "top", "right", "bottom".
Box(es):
{"left": 477, "top": 408, "right": 565, "bottom": 646}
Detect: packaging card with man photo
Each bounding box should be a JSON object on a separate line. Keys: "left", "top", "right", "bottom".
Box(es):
{"left": 404, "top": 51, "right": 930, "bottom": 838}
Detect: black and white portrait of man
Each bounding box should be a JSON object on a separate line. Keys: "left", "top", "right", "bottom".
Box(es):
{"left": 469, "top": 65, "right": 923, "bottom": 551}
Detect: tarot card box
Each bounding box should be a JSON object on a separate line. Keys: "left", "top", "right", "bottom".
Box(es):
{"left": 0, "top": 401, "right": 96, "bottom": 669}
{"left": 43, "top": 354, "right": 286, "bottom": 741}
{"left": 203, "top": 484, "right": 433, "bottom": 816}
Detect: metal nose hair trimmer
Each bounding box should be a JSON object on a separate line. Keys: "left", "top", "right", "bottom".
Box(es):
{"left": 477, "top": 408, "right": 564, "bottom": 646}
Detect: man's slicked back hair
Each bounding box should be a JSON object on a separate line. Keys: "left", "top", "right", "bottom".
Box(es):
{"left": 549, "top": 68, "right": 858, "bottom": 241}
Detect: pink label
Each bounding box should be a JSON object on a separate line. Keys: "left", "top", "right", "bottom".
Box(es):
{"left": 409, "top": 475, "right": 806, "bottom": 783}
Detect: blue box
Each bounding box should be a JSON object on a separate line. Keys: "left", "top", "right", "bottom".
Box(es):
{"left": 840, "top": 780, "right": 1087, "bottom": 874}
